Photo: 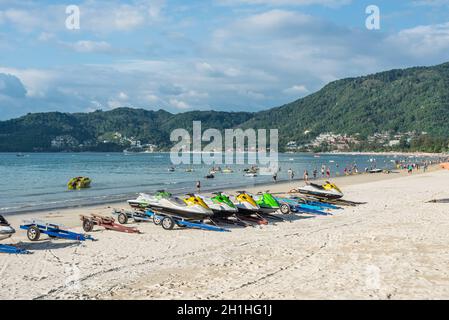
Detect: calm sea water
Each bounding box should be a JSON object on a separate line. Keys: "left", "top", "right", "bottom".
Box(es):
{"left": 0, "top": 152, "right": 432, "bottom": 214}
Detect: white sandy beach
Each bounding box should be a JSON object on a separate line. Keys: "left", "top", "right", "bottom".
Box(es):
{"left": 1, "top": 167, "right": 449, "bottom": 300}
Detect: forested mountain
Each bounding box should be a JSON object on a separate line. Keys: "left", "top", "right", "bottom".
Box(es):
{"left": 1, "top": 62, "right": 449, "bottom": 152}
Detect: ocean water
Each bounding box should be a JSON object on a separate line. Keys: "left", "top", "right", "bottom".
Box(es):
{"left": 0, "top": 152, "right": 432, "bottom": 214}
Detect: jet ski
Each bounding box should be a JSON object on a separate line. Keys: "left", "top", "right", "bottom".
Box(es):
{"left": 128, "top": 191, "right": 213, "bottom": 221}
{"left": 252, "top": 192, "right": 280, "bottom": 214}
{"left": 230, "top": 192, "right": 268, "bottom": 225}
{"left": 297, "top": 181, "right": 343, "bottom": 200}
{"left": 0, "top": 215, "right": 15, "bottom": 241}
{"left": 231, "top": 192, "right": 259, "bottom": 212}
{"left": 197, "top": 192, "right": 238, "bottom": 218}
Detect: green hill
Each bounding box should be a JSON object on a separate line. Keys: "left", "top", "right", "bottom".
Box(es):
{"left": 242, "top": 62, "right": 449, "bottom": 148}
{"left": 1, "top": 62, "right": 449, "bottom": 152}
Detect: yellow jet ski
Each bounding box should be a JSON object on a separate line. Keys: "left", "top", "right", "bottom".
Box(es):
{"left": 298, "top": 181, "right": 343, "bottom": 199}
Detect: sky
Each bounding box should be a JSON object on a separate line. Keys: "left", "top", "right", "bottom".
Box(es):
{"left": 1, "top": 0, "right": 449, "bottom": 120}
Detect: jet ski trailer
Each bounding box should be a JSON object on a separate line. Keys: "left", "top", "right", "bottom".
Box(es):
{"left": 0, "top": 215, "right": 30, "bottom": 254}
{"left": 20, "top": 219, "right": 95, "bottom": 241}
{"left": 80, "top": 214, "right": 141, "bottom": 234}
{"left": 145, "top": 209, "right": 230, "bottom": 232}
{"left": 275, "top": 197, "right": 331, "bottom": 216}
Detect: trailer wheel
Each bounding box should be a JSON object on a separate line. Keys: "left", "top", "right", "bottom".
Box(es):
{"left": 161, "top": 217, "right": 175, "bottom": 230}
{"left": 153, "top": 215, "right": 162, "bottom": 226}
{"left": 27, "top": 226, "right": 41, "bottom": 241}
{"left": 118, "top": 213, "right": 128, "bottom": 224}
{"left": 280, "top": 203, "right": 291, "bottom": 214}
{"left": 82, "top": 219, "right": 94, "bottom": 232}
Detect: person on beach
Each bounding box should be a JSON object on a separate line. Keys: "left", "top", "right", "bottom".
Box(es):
{"left": 326, "top": 167, "right": 331, "bottom": 179}
{"left": 288, "top": 168, "right": 293, "bottom": 180}
{"left": 196, "top": 180, "right": 201, "bottom": 192}
{"left": 303, "top": 170, "right": 309, "bottom": 183}
{"left": 313, "top": 168, "right": 317, "bottom": 180}
{"left": 321, "top": 166, "right": 325, "bottom": 177}
{"left": 272, "top": 172, "right": 277, "bottom": 183}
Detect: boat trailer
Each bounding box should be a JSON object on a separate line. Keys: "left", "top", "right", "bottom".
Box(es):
{"left": 20, "top": 219, "right": 95, "bottom": 242}
{"left": 145, "top": 210, "right": 230, "bottom": 232}
{"left": 236, "top": 212, "right": 269, "bottom": 225}
{"left": 80, "top": 214, "right": 141, "bottom": 234}
{"left": 0, "top": 244, "right": 30, "bottom": 254}
{"left": 112, "top": 209, "right": 154, "bottom": 224}
{"left": 276, "top": 198, "right": 331, "bottom": 216}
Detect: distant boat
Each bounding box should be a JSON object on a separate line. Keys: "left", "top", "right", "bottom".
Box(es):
{"left": 16, "top": 153, "right": 25, "bottom": 157}
{"left": 168, "top": 167, "right": 175, "bottom": 172}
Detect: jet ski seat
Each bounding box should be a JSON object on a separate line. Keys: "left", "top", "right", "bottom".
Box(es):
{"left": 171, "top": 197, "right": 188, "bottom": 207}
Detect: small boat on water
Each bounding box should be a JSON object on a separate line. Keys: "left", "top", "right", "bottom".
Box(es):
{"left": 168, "top": 167, "right": 175, "bottom": 172}
{"left": 222, "top": 167, "right": 233, "bottom": 173}
{"left": 245, "top": 173, "right": 257, "bottom": 177}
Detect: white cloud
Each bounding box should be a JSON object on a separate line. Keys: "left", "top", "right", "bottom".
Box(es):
{"left": 118, "top": 92, "right": 128, "bottom": 100}
{"left": 284, "top": 85, "right": 309, "bottom": 95}
{"left": 0, "top": 0, "right": 166, "bottom": 34}
{"left": 0, "top": 73, "right": 27, "bottom": 98}
{"left": 0, "top": 67, "right": 57, "bottom": 98}
{"left": 64, "top": 40, "right": 112, "bottom": 53}
{"left": 387, "top": 22, "right": 449, "bottom": 58}
{"left": 169, "top": 98, "right": 189, "bottom": 109}
{"left": 217, "top": 0, "right": 352, "bottom": 7}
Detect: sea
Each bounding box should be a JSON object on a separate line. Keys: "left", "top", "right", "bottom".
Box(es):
{"left": 0, "top": 152, "right": 436, "bottom": 214}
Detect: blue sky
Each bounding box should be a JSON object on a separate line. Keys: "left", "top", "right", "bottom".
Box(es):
{"left": 1, "top": 0, "right": 449, "bottom": 120}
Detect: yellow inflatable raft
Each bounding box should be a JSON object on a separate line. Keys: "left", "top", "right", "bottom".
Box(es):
{"left": 68, "top": 177, "right": 91, "bottom": 190}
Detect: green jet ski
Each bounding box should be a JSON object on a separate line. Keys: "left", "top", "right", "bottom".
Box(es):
{"left": 197, "top": 192, "right": 238, "bottom": 218}
{"left": 252, "top": 192, "right": 280, "bottom": 214}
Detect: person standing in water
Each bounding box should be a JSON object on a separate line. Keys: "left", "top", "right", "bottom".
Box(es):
{"left": 272, "top": 172, "right": 278, "bottom": 183}
{"left": 326, "top": 167, "right": 331, "bottom": 179}
{"left": 303, "top": 170, "right": 309, "bottom": 184}
{"left": 196, "top": 180, "right": 201, "bottom": 193}
{"left": 313, "top": 168, "right": 317, "bottom": 180}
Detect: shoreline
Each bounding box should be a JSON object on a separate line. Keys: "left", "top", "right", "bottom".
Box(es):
{"left": 2, "top": 150, "right": 448, "bottom": 156}
{"left": 321, "top": 151, "right": 448, "bottom": 157}
{"left": 3, "top": 164, "right": 441, "bottom": 223}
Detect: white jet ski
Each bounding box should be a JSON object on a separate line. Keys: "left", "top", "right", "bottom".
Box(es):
{"left": 128, "top": 191, "right": 213, "bottom": 220}
{"left": 298, "top": 181, "right": 343, "bottom": 200}
{"left": 0, "top": 215, "right": 15, "bottom": 241}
